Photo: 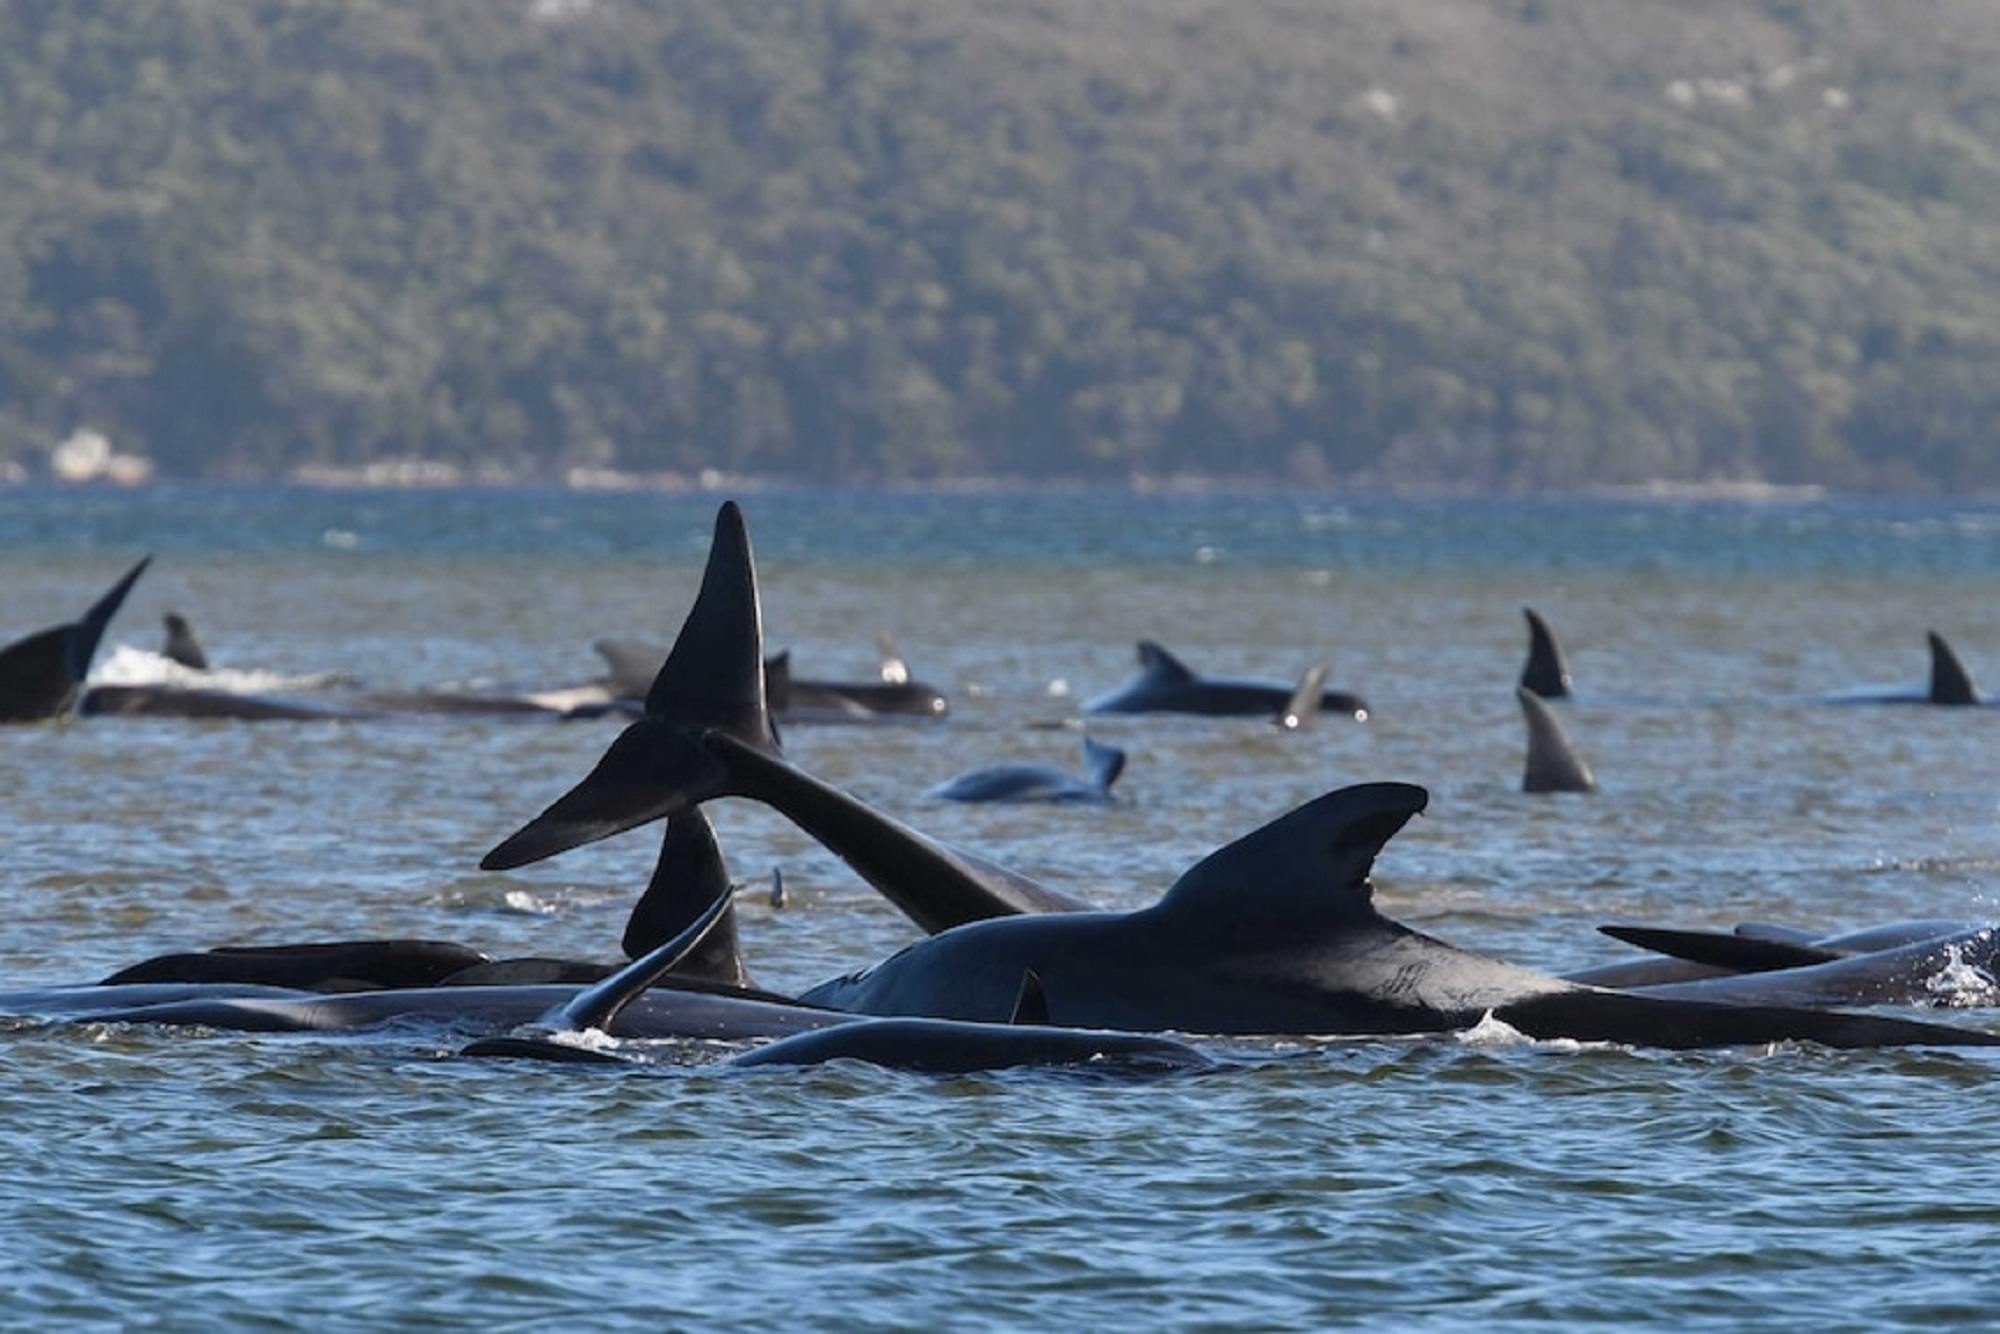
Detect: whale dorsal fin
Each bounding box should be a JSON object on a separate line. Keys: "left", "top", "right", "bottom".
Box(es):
{"left": 594, "top": 638, "right": 670, "bottom": 698}
{"left": 1519, "top": 607, "right": 1573, "bottom": 699}
{"left": 1517, "top": 686, "right": 1597, "bottom": 794}
{"left": 1010, "top": 971, "right": 1050, "bottom": 1025}
{"left": 1927, "top": 631, "right": 1980, "bottom": 705}
{"left": 644, "top": 502, "right": 778, "bottom": 750}
{"left": 1081, "top": 736, "right": 1126, "bottom": 795}
{"left": 1135, "top": 640, "right": 1196, "bottom": 684}
{"left": 620, "top": 807, "right": 752, "bottom": 988}
{"left": 161, "top": 612, "right": 210, "bottom": 671}
{"left": 1276, "top": 660, "right": 1329, "bottom": 731}
{"left": 1154, "top": 782, "right": 1428, "bottom": 931}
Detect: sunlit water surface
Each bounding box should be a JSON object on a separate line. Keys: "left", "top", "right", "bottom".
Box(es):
{"left": 5, "top": 487, "right": 2000, "bottom": 1329}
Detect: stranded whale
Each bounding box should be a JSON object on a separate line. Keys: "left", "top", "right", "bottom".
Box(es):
{"left": 1082, "top": 641, "right": 1367, "bottom": 721}
{"left": 929, "top": 735, "right": 1127, "bottom": 804}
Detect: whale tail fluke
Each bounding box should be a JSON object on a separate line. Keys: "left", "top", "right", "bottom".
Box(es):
{"left": 0, "top": 555, "right": 150, "bottom": 723}
{"left": 1519, "top": 607, "right": 1573, "bottom": 700}
{"left": 483, "top": 503, "right": 780, "bottom": 870}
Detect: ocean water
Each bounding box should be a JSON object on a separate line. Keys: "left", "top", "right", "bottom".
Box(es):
{"left": 3, "top": 485, "right": 2000, "bottom": 1331}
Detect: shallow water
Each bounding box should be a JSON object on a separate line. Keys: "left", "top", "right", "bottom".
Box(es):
{"left": 5, "top": 486, "right": 2000, "bottom": 1330}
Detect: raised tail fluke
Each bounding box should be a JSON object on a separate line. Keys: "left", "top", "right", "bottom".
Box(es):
{"left": 481, "top": 721, "right": 729, "bottom": 869}
{"left": 1519, "top": 607, "right": 1573, "bottom": 700}
{"left": 0, "top": 555, "right": 151, "bottom": 723}
{"left": 483, "top": 503, "right": 782, "bottom": 870}
{"left": 644, "top": 501, "right": 780, "bottom": 751}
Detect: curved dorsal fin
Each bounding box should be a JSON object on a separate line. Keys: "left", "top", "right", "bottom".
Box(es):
{"left": 161, "top": 612, "right": 210, "bottom": 671}
{"left": 1154, "top": 782, "right": 1428, "bottom": 930}
{"left": 1517, "top": 686, "right": 1597, "bottom": 794}
{"left": 1519, "top": 607, "right": 1573, "bottom": 699}
{"left": 1927, "top": 630, "right": 1980, "bottom": 705}
{"left": 0, "top": 555, "right": 150, "bottom": 722}
{"left": 551, "top": 850, "right": 741, "bottom": 1036}
{"left": 1135, "top": 640, "right": 1196, "bottom": 683}
{"left": 1010, "top": 971, "right": 1050, "bottom": 1025}
{"left": 1081, "top": 736, "right": 1126, "bottom": 795}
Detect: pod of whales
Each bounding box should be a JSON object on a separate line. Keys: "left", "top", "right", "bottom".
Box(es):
{"left": 482, "top": 502, "right": 2000, "bottom": 1051}
{"left": 1082, "top": 640, "right": 1366, "bottom": 721}
{"left": 596, "top": 634, "right": 951, "bottom": 724}
{"left": 0, "top": 556, "right": 148, "bottom": 722}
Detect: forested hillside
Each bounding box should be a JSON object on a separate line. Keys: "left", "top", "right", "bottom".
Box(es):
{"left": 6, "top": 1, "right": 2000, "bottom": 490}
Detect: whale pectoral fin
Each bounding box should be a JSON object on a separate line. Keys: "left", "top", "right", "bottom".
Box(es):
{"left": 550, "top": 857, "right": 742, "bottom": 1035}
{"left": 1597, "top": 925, "right": 1845, "bottom": 972}
{"left": 1927, "top": 630, "right": 1981, "bottom": 705}
{"left": 1276, "top": 660, "right": 1329, "bottom": 731}
{"left": 481, "top": 721, "right": 729, "bottom": 869}
{"left": 1135, "top": 640, "right": 1197, "bottom": 683}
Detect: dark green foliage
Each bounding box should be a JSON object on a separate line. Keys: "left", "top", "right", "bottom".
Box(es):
{"left": 4, "top": 0, "right": 2000, "bottom": 490}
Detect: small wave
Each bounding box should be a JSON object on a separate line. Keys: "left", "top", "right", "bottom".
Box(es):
{"left": 91, "top": 644, "right": 348, "bottom": 692}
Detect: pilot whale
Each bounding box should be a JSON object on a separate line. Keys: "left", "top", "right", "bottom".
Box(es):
{"left": 796, "top": 781, "right": 2000, "bottom": 1049}
{"left": 929, "top": 735, "right": 1127, "bottom": 804}
{"left": 0, "top": 556, "right": 149, "bottom": 722}
{"left": 96, "top": 806, "right": 760, "bottom": 996}
{"left": 1082, "top": 641, "right": 1366, "bottom": 721}
{"left": 594, "top": 634, "right": 950, "bottom": 724}
{"left": 1826, "top": 631, "right": 1986, "bottom": 706}
{"left": 483, "top": 502, "right": 1089, "bottom": 932}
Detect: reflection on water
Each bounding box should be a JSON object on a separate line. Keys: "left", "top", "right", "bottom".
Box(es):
{"left": 5, "top": 486, "right": 2000, "bottom": 1328}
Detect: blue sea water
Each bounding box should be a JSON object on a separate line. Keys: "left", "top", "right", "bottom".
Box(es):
{"left": 4, "top": 484, "right": 2000, "bottom": 1330}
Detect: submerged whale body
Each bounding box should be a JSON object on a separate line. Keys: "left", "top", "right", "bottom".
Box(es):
{"left": 0, "top": 556, "right": 149, "bottom": 723}
{"left": 1082, "top": 641, "right": 1367, "bottom": 721}
{"left": 1569, "top": 919, "right": 2000, "bottom": 1009}
{"left": 1826, "top": 631, "right": 1987, "bottom": 706}
{"left": 929, "top": 735, "right": 1127, "bottom": 804}
{"left": 594, "top": 635, "right": 950, "bottom": 724}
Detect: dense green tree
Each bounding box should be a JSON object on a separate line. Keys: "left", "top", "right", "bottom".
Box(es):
{"left": 4, "top": 0, "right": 2000, "bottom": 490}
